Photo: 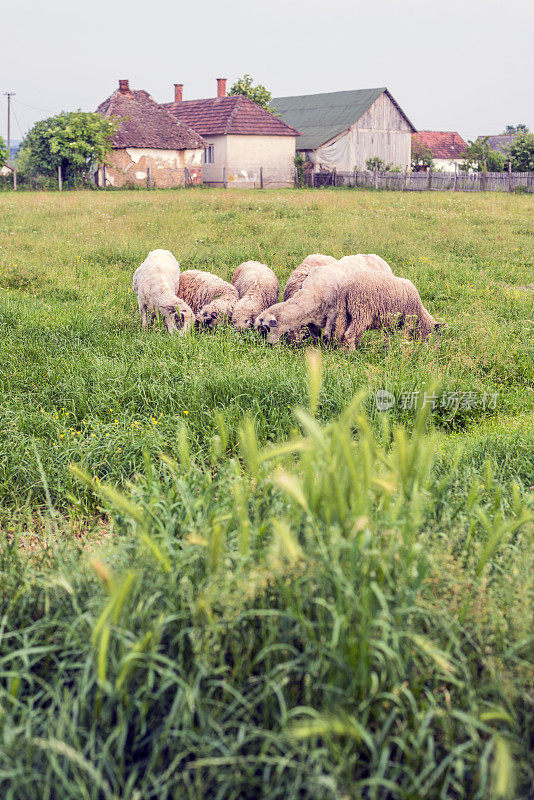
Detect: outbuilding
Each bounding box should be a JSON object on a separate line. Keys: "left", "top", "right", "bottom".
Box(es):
{"left": 96, "top": 80, "right": 206, "bottom": 188}
{"left": 272, "top": 87, "right": 415, "bottom": 172}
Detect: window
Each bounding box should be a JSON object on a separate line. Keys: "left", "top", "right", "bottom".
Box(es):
{"left": 204, "top": 145, "right": 215, "bottom": 164}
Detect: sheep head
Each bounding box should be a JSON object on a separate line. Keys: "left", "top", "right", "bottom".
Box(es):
{"left": 232, "top": 297, "right": 259, "bottom": 331}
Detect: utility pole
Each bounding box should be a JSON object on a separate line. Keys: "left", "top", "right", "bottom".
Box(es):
{"left": 4, "top": 92, "right": 15, "bottom": 166}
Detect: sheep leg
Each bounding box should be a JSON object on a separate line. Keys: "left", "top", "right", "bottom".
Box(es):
{"left": 342, "top": 321, "right": 364, "bottom": 352}
{"left": 149, "top": 311, "right": 157, "bottom": 328}
{"left": 323, "top": 310, "right": 336, "bottom": 340}
{"left": 140, "top": 305, "right": 149, "bottom": 329}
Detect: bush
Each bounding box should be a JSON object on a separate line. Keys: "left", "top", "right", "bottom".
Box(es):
{"left": 1, "top": 354, "right": 532, "bottom": 799}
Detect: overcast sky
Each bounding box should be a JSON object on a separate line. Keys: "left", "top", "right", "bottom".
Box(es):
{"left": 2, "top": 0, "right": 533, "bottom": 144}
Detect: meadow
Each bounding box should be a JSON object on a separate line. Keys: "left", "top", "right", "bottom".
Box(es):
{"left": 0, "top": 187, "right": 533, "bottom": 799}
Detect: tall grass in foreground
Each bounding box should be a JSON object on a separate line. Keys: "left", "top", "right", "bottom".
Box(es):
{"left": 1, "top": 353, "right": 532, "bottom": 799}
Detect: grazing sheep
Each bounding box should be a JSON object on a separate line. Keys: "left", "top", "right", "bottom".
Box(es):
{"left": 255, "top": 264, "right": 348, "bottom": 344}
{"left": 178, "top": 269, "right": 238, "bottom": 329}
{"left": 132, "top": 249, "right": 194, "bottom": 335}
{"left": 283, "top": 254, "right": 338, "bottom": 301}
{"left": 231, "top": 261, "right": 280, "bottom": 330}
{"left": 328, "top": 272, "right": 440, "bottom": 352}
{"left": 337, "top": 254, "right": 394, "bottom": 275}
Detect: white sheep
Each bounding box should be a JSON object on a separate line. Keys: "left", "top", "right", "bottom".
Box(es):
{"left": 255, "top": 264, "right": 348, "bottom": 344}
{"left": 178, "top": 269, "right": 238, "bottom": 329}
{"left": 328, "top": 272, "right": 440, "bottom": 352}
{"left": 132, "top": 249, "right": 194, "bottom": 335}
{"left": 337, "top": 254, "right": 394, "bottom": 275}
{"left": 231, "top": 261, "right": 280, "bottom": 330}
{"left": 283, "top": 254, "right": 338, "bottom": 301}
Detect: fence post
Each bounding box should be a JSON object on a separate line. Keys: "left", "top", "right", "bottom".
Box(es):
{"left": 102, "top": 164, "right": 106, "bottom": 188}
{"left": 482, "top": 161, "right": 487, "bottom": 192}
{"left": 58, "top": 165, "right": 63, "bottom": 191}
{"left": 427, "top": 167, "right": 432, "bottom": 191}
{"left": 353, "top": 167, "right": 357, "bottom": 188}
{"left": 223, "top": 165, "right": 227, "bottom": 189}
{"left": 146, "top": 164, "right": 151, "bottom": 189}
{"left": 374, "top": 165, "right": 378, "bottom": 189}
{"left": 13, "top": 168, "right": 17, "bottom": 191}
{"left": 332, "top": 168, "right": 337, "bottom": 187}
{"left": 403, "top": 168, "right": 407, "bottom": 191}
{"left": 184, "top": 166, "right": 189, "bottom": 187}
{"left": 453, "top": 168, "right": 458, "bottom": 192}
{"left": 260, "top": 167, "right": 263, "bottom": 189}
{"left": 508, "top": 161, "right": 512, "bottom": 192}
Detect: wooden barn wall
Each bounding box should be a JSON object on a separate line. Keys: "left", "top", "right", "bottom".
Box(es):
{"left": 312, "top": 93, "right": 413, "bottom": 171}
{"left": 351, "top": 93, "right": 412, "bottom": 169}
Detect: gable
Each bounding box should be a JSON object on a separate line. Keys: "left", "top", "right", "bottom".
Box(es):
{"left": 355, "top": 92, "right": 414, "bottom": 134}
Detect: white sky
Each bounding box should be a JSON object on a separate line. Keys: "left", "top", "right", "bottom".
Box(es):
{"left": 1, "top": 0, "right": 533, "bottom": 144}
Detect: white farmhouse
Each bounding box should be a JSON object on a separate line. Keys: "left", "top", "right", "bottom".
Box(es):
{"left": 163, "top": 79, "right": 300, "bottom": 188}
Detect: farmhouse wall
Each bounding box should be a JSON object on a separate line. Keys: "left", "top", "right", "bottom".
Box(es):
{"left": 202, "top": 135, "right": 295, "bottom": 187}
{"left": 102, "top": 147, "right": 203, "bottom": 187}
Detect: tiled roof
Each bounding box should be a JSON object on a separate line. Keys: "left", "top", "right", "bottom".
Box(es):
{"left": 163, "top": 95, "right": 300, "bottom": 137}
{"left": 97, "top": 87, "right": 206, "bottom": 150}
{"left": 412, "top": 131, "right": 467, "bottom": 160}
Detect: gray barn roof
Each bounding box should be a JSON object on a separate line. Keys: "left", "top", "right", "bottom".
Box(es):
{"left": 271, "top": 87, "right": 415, "bottom": 150}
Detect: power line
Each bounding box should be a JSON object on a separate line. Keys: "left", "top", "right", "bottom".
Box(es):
{"left": 10, "top": 104, "right": 25, "bottom": 141}
{"left": 13, "top": 99, "right": 53, "bottom": 114}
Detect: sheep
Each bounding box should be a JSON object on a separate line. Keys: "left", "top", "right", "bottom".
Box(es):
{"left": 231, "top": 261, "right": 280, "bottom": 331}
{"left": 337, "top": 254, "right": 394, "bottom": 275}
{"left": 178, "top": 269, "right": 238, "bottom": 329}
{"left": 327, "top": 272, "right": 440, "bottom": 352}
{"left": 283, "top": 254, "right": 338, "bottom": 301}
{"left": 255, "top": 264, "right": 348, "bottom": 345}
{"left": 132, "top": 249, "right": 194, "bottom": 335}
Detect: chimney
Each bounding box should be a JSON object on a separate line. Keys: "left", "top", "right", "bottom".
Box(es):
{"left": 216, "top": 78, "right": 227, "bottom": 98}
{"left": 118, "top": 79, "right": 130, "bottom": 94}
{"left": 174, "top": 83, "right": 183, "bottom": 103}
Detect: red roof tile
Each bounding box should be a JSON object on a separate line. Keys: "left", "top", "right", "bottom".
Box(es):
{"left": 97, "top": 87, "right": 206, "bottom": 150}
{"left": 412, "top": 131, "right": 467, "bottom": 160}
{"left": 163, "top": 95, "right": 300, "bottom": 137}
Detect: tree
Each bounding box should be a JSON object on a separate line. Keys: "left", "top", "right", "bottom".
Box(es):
{"left": 503, "top": 124, "right": 529, "bottom": 134}
{"left": 509, "top": 133, "right": 534, "bottom": 171}
{"left": 228, "top": 75, "right": 277, "bottom": 114}
{"left": 20, "top": 111, "right": 118, "bottom": 184}
{"left": 411, "top": 140, "right": 434, "bottom": 172}
{"left": 460, "top": 137, "right": 506, "bottom": 172}
{"left": 0, "top": 135, "right": 7, "bottom": 165}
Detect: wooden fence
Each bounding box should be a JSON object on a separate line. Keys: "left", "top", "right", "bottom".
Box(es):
{"left": 306, "top": 168, "right": 534, "bottom": 193}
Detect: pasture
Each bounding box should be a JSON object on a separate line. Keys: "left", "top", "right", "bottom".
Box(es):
{"left": 0, "top": 188, "right": 533, "bottom": 799}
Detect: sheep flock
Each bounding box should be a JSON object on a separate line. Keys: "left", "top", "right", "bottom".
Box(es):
{"left": 132, "top": 249, "right": 443, "bottom": 352}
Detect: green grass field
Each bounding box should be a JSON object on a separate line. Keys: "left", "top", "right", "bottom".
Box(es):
{"left": 0, "top": 188, "right": 533, "bottom": 799}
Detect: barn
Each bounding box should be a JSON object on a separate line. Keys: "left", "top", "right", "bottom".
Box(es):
{"left": 96, "top": 80, "right": 206, "bottom": 188}
{"left": 272, "top": 87, "right": 416, "bottom": 173}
